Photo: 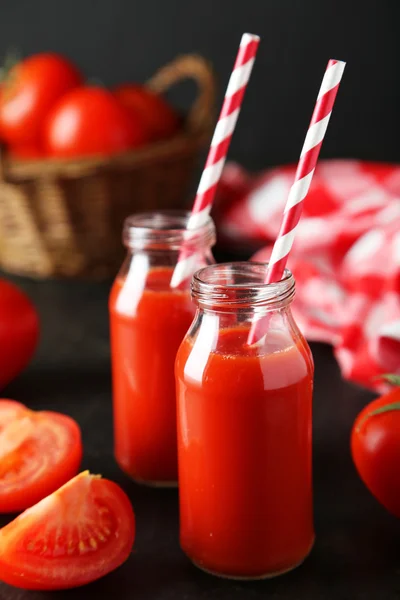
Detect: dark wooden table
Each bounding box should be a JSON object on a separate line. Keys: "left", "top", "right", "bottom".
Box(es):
{"left": 1, "top": 275, "right": 399, "bottom": 600}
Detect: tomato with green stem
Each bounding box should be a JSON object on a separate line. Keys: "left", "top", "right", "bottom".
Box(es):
{"left": 351, "top": 375, "right": 400, "bottom": 518}
{"left": 0, "top": 400, "right": 82, "bottom": 513}
{"left": 0, "top": 472, "right": 135, "bottom": 590}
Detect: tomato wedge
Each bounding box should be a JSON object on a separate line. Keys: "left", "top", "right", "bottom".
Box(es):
{"left": 0, "top": 472, "right": 135, "bottom": 590}
{"left": 0, "top": 400, "right": 82, "bottom": 513}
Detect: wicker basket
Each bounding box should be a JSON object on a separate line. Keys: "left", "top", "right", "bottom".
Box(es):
{"left": 0, "top": 55, "right": 215, "bottom": 279}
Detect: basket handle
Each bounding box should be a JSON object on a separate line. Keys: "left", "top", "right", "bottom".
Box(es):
{"left": 147, "top": 54, "right": 216, "bottom": 135}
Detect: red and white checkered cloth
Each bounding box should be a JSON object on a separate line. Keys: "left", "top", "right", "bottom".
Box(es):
{"left": 214, "top": 160, "right": 400, "bottom": 391}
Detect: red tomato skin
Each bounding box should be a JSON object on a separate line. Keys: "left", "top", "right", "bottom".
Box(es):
{"left": 44, "top": 86, "right": 150, "bottom": 158}
{"left": 0, "top": 84, "right": 3, "bottom": 139}
{"left": 113, "top": 84, "right": 181, "bottom": 141}
{"left": 0, "top": 475, "right": 135, "bottom": 590}
{"left": 0, "top": 279, "right": 39, "bottom": 389}
{"left": 351, "top": 388, "right": 400, "bottom": 518}
{"left": 9, "top": 143, "right": 45, "bottom": 160}
{"left": 0, "top": 409, "right": 83, "bottom": 513}
{"left": 0, "top": 53, "right": 82, "bottom": 146}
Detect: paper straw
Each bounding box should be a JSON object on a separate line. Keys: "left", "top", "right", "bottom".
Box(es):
{"left": 170, "top": 32, "right": 260, "bottom": 288}
{"left": 247, "top": 58, "right": 346, "bottom": 345}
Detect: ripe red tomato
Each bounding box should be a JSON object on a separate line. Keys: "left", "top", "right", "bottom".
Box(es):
{"left": 0, "top": 471, "right": 135, "bottom": 590}
{"left": 0, "top": 53, "right": 82, "bottom": 146}
{"left": 9, "top": 143, "right": 45, "bottom": 160}
{"left": 0, "top": 84, "right": 3, "bottom": 139}
{"left": 351, "top": 379, "right": 400, "bottom": 518}
{"left": 0, "top": 279, "right": 39, "bottom": 389}
{"left": 113, "top": 84, "right": 181, "bottom": 141}
{"left": 0, "top": 400, "right": 82, "bottom": 513}
{"left": 44, "top": 86, "right": 150, "bottom": 158}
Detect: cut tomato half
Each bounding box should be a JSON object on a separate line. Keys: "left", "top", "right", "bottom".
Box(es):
{"left": 0, "top": 400, "right": 27, "bottom": 428}
{"left": 0, "top": 472, "right": 135, "bottom": 590}
{"left": 0, "top": 400, "right": 82, "bottom": 513}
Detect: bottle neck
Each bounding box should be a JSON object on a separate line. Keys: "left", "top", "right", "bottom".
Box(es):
{"left": 123, "top": 210, "right": 216, "bottom": 254}
{"left": 191, "top": 262, "right": 295, "bottom": 316}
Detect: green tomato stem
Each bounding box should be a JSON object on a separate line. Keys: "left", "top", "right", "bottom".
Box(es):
{"left": 376, "top": 374, "right": 400, "bottom": 386}
{"left": 0, "top": 47, "right": 20, "bottom": 83}
{"left": 367, "top": 402, "right": 400, "bottom": 418}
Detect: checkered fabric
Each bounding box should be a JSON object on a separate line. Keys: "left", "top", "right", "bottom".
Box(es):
{"left": 214, "top": 160, "right": 400, "bottom": 391}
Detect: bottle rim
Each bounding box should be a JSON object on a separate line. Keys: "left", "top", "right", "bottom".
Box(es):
{"left": 192, "top": 262, "right": 295, "bottom": 311}
{"left": 123, "top": 210, "right": 216, "bottom": 251}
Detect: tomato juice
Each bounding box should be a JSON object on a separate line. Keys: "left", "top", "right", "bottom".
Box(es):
{"left": 176, "top": 324, "right": 314, "bottom": 578}
{"left": 110, "top": 267, "right": 195, "bottom": 485}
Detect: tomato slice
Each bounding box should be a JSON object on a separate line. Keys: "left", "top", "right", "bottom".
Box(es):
{"left": 0, "top": 472, "right": 135, "bottom": 590}
{"left": 0, "top": 400, "right": 82, "bottom": 513}
{"left": 0, "top": 400, "right": 27, "bottom": 429}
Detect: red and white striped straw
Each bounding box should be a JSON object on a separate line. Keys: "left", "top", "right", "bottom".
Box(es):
{"left": 247, "top": 58, "right": 346, "bottom": 345}
{"left": 171, "top": 32, "right": 260, "bottom": 288}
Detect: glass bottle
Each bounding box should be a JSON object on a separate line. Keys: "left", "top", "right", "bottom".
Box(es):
{"left": 175, "top": 262, "right": 314, "bottom": 578}
{"left": 110, "top": 210, "right": 216, "bottom": 486}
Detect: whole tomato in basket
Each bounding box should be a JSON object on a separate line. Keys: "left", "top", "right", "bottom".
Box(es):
{"left": 0, "top": 53, "right": 82, "bottom": 147}
{"left": 114, "top": 84, "right": 181, "bottom": 141}
{"left": 9, "top": 143, "right": 45, "bottom": 160}
{"left": 351, "top": 375, "right": 400, "bottom": 518}
{"left": 44, "top": 86, "right": 151, "bottom": 158}
{"left": 0, "top": 278, "right": 39, "bottom": 389}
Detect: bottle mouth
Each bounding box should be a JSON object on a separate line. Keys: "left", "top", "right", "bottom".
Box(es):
{"left": 192, "top": 262, "right": 295, "bottom": 310}
{"left": 123, "top": 210, "right": 216, "bottom": 251}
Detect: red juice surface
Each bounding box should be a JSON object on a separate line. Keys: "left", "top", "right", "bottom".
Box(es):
{"left": 110, "top": 267, "right": 195, "bottom": 484}
{"left": 176, "top": 325, "right": 314, "bottom": 578}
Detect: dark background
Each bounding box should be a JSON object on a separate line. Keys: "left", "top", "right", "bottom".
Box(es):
{"left": 0, "top": 0, "right": 398, "bottom": 171}
{"left": 1, "top": 4, "right": 400, "bottom": 598}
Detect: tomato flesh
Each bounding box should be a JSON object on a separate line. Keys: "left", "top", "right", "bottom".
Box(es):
{"left": 0, "top": 401, "right": 82, "bottom": 513}
{"left": 0, "top": 400, "right": 26, "bottom": 428}
{"left": 0, "top": 472, "right": 135, "bottom": 590}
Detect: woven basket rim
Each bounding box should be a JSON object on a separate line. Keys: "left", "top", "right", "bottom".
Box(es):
{"left": 3, "top": 130, "right": 209, "bottom": 181}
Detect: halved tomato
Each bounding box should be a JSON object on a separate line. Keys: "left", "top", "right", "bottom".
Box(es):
{"left": 0, "top": 400, "right": 82, "bottom": 513}
{"left": 0, "top": 472, "right": 135, "bottom": 590}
